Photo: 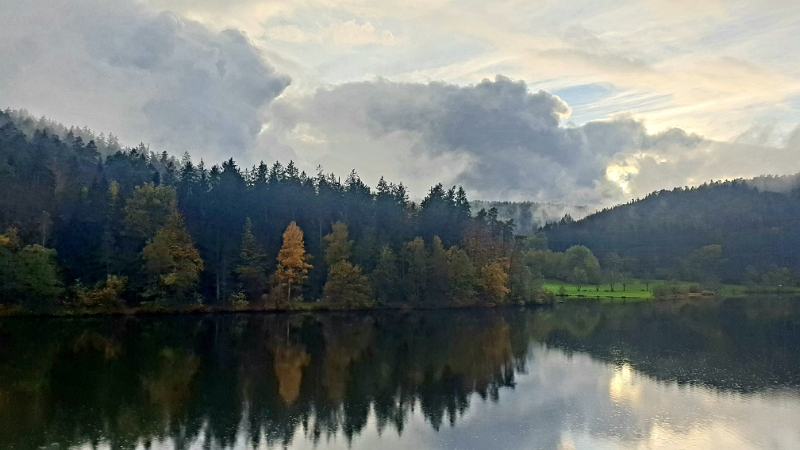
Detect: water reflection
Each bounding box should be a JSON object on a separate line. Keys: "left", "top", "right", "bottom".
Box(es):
{"left": 0, "top": 297, "right": 799, "bottom": 449}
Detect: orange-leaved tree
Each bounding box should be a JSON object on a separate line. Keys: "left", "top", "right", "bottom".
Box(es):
{"left": 274, "top": 222, "right": 312, "bottom": 306}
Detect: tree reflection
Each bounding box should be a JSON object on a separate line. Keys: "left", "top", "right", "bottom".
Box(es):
{"left": 0, "top": 298, "right": 799, "bottom": 448}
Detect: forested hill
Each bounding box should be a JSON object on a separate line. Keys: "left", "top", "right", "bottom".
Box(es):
{"left": 0, "top": 109, "right": 534, "bottom": 310}
{"left": 544, "top": 180, "right": 800, "bottom": 283}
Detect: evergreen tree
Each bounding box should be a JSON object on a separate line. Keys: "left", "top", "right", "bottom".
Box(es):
{"left": 371, "top": 246, "right": 399, "bottom": 303}
{"left": 403, "top": 237, "right": 429, "bottom": 301}
{"left": 323, "top": 262, "right": 371, "bottom": 307}
{"left": 235, "top": 218, "right": 269, "bottom": 302}
{"left": 323, "top": 222, "right": 353, "bottom": 266}
{"left": 322, "top": 222, "right": 371, "bottom": 306}
{"left": 429, "top": 236, "right": 450, "bottom": 301}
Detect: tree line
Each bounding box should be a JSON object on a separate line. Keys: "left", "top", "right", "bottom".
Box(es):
{"left": 1, "top": 110, "right": 562, "bottom": 310}
{"left": 9, "top": 108, "right": 795, "bottom": 309}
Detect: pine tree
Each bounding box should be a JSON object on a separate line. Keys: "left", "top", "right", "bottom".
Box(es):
{"left": 274, "top": 222, "right": 312, "bottom": 306}
{"left": 322, "top": 222, "right": 371, "bottom": 307}
{"left": 323, "top": 262, "right": 371, "bottom": 307}
{"left": 235, "top": 218, "right": 269, "bottom": 302}
{"left": 403, "top": 237, "right": 429, "bottom": 302}
{"left": 323, "top": 222, "right": 352, "bottom": 266}
{"left": 371, "top": 246, "right": 399, "bottom": 303}
{"left": 429, "top": 236, "right": 450, "bottom": 300}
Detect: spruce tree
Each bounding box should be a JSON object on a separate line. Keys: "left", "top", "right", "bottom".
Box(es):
{"left": 235, "top": 218, "right": 269, "bottom": 302}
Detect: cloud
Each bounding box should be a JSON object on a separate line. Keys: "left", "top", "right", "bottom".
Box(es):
{"left": 266, "top": 75, "right": 715, "bottom": 204}
{"left": 0, "top": 0, "right": 290, "bottom": 162}
{"left": 265, "top": 21, "right": 401, "bottom": 47}
{"left": 4, "top": 0, "right": 800, "bottom": 207}
{"left": 329, "top": 21, "right": 401, "bottom": 47}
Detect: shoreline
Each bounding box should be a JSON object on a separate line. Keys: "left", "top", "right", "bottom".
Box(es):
{"left": 3, "top": 286, "right": 796, "bottom": 318}
{"left": 0, "top": 299, "right": 552, "bottom": 318}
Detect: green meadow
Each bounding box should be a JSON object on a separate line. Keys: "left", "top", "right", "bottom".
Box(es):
{"left": 542, "top": 280, "right": 654, "bottom": 300}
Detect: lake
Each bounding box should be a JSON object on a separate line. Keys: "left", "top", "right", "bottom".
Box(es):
{"left": 1, "top": 297, "right": 799, "bottom": 449}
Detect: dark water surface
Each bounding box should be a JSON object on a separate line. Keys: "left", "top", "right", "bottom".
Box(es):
{"left": 2, "top": 297, "right": 800, "bottom": 449}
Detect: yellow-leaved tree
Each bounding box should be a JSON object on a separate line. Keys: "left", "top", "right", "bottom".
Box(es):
{"left": 123, "top": 183, "right": 177, "bottom": 239}
{"left": 142, "top": 212, "right": 204, "bottom": 303}
{"left": 274, "top": 343, "right": 310, "bottom": 404}
{"left": 274, "top": 222, "right": 312, "bottom": 306}
{"left": 480, "top": 258, "right": 510, "bottom": 304}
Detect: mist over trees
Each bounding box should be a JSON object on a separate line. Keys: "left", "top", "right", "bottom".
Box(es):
{"left": 471, "top": 200, "right": 589, "bottom": 235}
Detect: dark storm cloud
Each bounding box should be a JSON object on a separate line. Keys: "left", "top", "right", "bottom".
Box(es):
{"left": 0, "top": 0, "right": 290, "bottom": 160}
{"left": 271, "top": 76, "right": 705, "bottom": 203}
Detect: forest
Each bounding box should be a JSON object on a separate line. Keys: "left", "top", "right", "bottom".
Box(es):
{"left": 3, "top": 108, "right": 800, "bottom": 313}
{"left": 0, "top": 110, "right": 558, "bottom": 312}
{"left": 544, "top": 178, "right": 800, "bottom": 287}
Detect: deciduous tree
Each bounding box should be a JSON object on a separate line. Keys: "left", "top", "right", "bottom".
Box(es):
{"left": 141, "top": 212, "right": 203, "bottom": 302}
{"left": 481, "top": 258, "right": 510, "bottom": 303}
{"left": 123, "top": 183, "right": 177, "bottom": 239}
{"left": 274, "top": 222, "right": 312, "bottom": 305}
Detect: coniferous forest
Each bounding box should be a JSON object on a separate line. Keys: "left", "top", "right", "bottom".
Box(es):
{"left": 0, "top": 110, "right": 538, "bottom": 312}
{"left": 5, "top": 108, "right": 800, "bottom": 313}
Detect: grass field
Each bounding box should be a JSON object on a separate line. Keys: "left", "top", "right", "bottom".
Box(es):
{"left": 542, "top": 279, "right": 757, "bottom": 301}
{"left": 543, "top": 280, "right": 654, "bottom": 300}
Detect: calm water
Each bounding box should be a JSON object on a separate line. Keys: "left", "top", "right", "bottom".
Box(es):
{"left": 2, "top": 298, "right": 800, "bottom": 450}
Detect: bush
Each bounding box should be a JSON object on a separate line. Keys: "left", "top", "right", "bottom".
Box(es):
{"left": 72, "top": 276, "right": 127, "bottom": 310}
{"left": 230, "top": 292, "right": 249, "bottom": 310}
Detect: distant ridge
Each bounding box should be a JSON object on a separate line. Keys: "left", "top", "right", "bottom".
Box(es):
{"left": 544, "top": 178, "right": 800, "bottom": 281}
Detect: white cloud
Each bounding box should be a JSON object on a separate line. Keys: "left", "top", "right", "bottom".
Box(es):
{"left": 264, "top": 20, "right": 402, "bottom": 47}
{"left": 329, "top": 20, "right": 401, "bottom": 47}
{"left": 0, "top": 0, "right": 290, "bottom": 162}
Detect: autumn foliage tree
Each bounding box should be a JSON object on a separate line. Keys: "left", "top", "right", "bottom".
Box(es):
{"left": 481, "top": 258, "right": 510, "bottom": 303}
{"left": 123, "top": 183, "right": 177, "bottom": 239}
{"left": 274, "top": 222, "right": 312, "bottom": 306}
{"left": 141, "top": 212, "right": 204, "bottom": 303}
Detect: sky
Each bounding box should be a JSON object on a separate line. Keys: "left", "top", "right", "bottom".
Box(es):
{"left": 2, "top": 0, "right": 800, "bottom": 206}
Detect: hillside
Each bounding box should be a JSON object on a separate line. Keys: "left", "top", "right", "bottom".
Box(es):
{"left": 544, "top": 180, "right": 800, "bottom": 283}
